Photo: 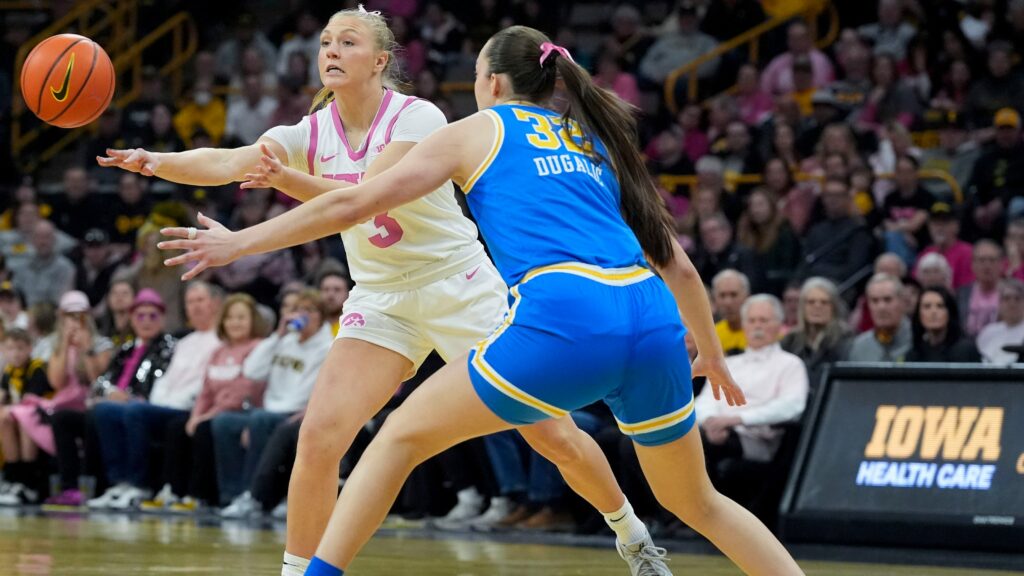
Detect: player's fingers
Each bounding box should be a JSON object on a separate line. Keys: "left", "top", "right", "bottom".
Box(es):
{"left": 157, "top": 239, "right": 196, "bottom": 251}
{"left": 197, "top": 212, "right": 227, "bottom": 231}
{"left": 141, "top": 162, "right": 156, "bottom": 177}
{"left": 711, "top": 380, "right": 721, "bottom": 401}
{"left": 181, "top": 260, "right": 209, "bottom": 281}
{"left": 96, "top": 156, "right": 118, "bottom": 166}
{"left": 159, "top": 227, "right": 192, "bottom": 239}
{"left": 163, "top": 250, "right": 203, "bottom": 267}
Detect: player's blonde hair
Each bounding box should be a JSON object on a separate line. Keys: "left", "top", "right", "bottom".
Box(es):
{"left": 310, "top": 5, "right": 403, "bottom": 113}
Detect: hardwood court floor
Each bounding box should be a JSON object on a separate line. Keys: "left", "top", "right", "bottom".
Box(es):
{"left": 0, "top": 514, "right": 1021, "bottom": 576}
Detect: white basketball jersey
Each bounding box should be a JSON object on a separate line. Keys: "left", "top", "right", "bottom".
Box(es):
{"left": 263, "top": 90, "right": 482, "bottom": 289}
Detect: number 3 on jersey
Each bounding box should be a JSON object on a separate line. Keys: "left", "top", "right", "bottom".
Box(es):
{"left": 369, "top": 212, "right": 403, "bottom": 248}
{"left": 512, "top": 108, "right": 589, "bottom": 154}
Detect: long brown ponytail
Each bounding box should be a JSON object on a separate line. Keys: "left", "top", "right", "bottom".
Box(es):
{"left": 485, "top": 26, "right": 675, "bottom": 266}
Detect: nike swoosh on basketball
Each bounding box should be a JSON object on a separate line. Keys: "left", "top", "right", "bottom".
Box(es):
{"left": 465, "top": 267, "right": 481, "bottom": 280}
{"left": 50, "top": 52, "right": 76, "bottom": 102}
{"left": 320, "top": 152, "right": 338, "bottom": 162}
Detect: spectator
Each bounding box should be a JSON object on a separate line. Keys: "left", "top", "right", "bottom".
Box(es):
{"left": 782, "top": 277, "right": 852, "bottom": 390}
{"left": 829, "top": 37, "right": 872, "bottom": 113}
{"left": 155, "top": 293, "right": 268, "bottom": 510}
{"left": 857, "top": 0, "right": 917, "bottom": 60}
{"left": 789, "top": 55, "right": 818, "bottom": 117}
{"left": 798, "top": 177, "right": 875, "bottom": 285}
{"left": 51, "top": 167, "right": 103, "bottom": 240}
{"left": 225, "top": 74, "right": 277, "bottom": 145}
{"left": 966, "top": 108, "right": 1024, "bottom": 241}
{"left": 317, "top": 269, "right": 351, "bottom": 336}
{"left": 736, "top": 188, "right": 800, "bottom": 295}
{"left": 275, "top": 10, "right": 320, "bottom": 83}
{"left": 11, "top": 220, "right": 76, "bottom": 307}
{"left": 28, "top": 301, "right": 57, "bottom": 361}
{"left": 781, "top": 281, "right": 801, "bottom": 334}
{"left": 906, "top": 287, "right": 982, "bottom": 362}
{"left": 0, "top": 328, "right": 52, "bottom": 504}
{"left": 638, "top": 1, "right": 718, "bottom": 85}
{"left": 173, "top": 79, "right": 227, "bottom": 147}
{"left": 606, "top": 4, "right": 653, "bottom": 74}
{"left": 0, "top": 202, "right": 76, "bottom": 271}
{"left": 851, "top": 252, "right": 907, "bottom": 332}
{"left": 215, "top": 13, "right": 277, "bottom": 80}
{"left": 717, "top": 120, "right": 763, "bottom": 179}
{"left": 735, "top": 63, "right": 773, "bottom": 127}
{"left": 964, "top": 42, "right": 1024, "bottom": 130}
{"left": 141, "top": 103, "right": 185, "bottom": 153}
{"left": 919, "top": 111, "right": 981, "bottom": 202}
{"left": 695, "top": 294, "right": 808, "bottom": 492}
{"left": 847, "top": 274, "right": 912, "bottom": 362}
{"left": 859, "top": 53, "right": 922, "bottom": 130}
{"left": 75, "top": 229, "right": 123, "bottom": 313}
{"left": 0, "top": 282, "right": 27, "bottom": 331}
{"left": 390, "top": 15, "right": 426, "bottom": 80}
{"left": 761, "top": 20, "right": 835, "bottom": 96}
{"left": 117, "top": 204, "right": 189, "bottom": 332}
{"left": 930, "top": 59, "right": 972, "bottom": 114}
{"left": 676, "top": 186, "right": 720, "bottom": 246}
{"left": 958, "top": 240, "right": 1004, "bottom": 338}
{"left": 121, "top": 66, "right": 165, "bottom": 145}
{"left": 763, "top": 158, "right": 813, "bottom": 235}
{"left": 882, "top": 155, "right": 933, "bottom": 267}
{"left": 213, "top": 289, "right": 332, "bottom": 516}
{"left": 593, "top": 50, "right": 640, "bottom": 107}
{"left": 916, "top": 202, "right": 973, "bottom": 291}
{"left": 976, "top": 279, "right": 1024, "bottom": 364}
{"left": 96, "top": 279, "right": 135, "bottom": 348}
{"left": 108, "top": 173, "right": 151, "bottom": 246}
{"left": 915, "top": 252, "right": 953, "bottom": 291}
{"left": 420, "top": 2, "right": 465, "bottom": 69}
{"left": 712, "top": 269, "right": 751, "bottom": 355}
{"left": 83, "top": 281, "right": 222, "bottom": 510}
{"left": 692, "top": 213, "right": 758, "bottom": 285}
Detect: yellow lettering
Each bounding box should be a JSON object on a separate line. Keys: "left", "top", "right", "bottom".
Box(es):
{"left": 920, "top": 407, "right": 978, "bottom": 460}
{"left": 887, "top": 406, "right": 924, "bottom": 459}
{"left": 961, "top": 408, "right": 1003, "bottom": 461}
{"left": 865, "top": 405, "right": 897, "bottom": 458}
{"left": 1017, "top": 453, "right": 1024, "bottom": 474}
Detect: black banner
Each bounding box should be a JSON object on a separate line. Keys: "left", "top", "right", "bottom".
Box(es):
{"left": 781, "top": 364, "right": 1024, "bottom": 551}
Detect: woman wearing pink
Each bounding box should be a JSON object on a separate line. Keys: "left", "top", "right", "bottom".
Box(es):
{"left": 7, "top": 291, "right": 112, "bottom": 461}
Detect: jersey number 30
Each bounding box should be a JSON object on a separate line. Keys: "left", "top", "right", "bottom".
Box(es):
{"left": 369, "top": 212, "right": 403, "bottom": 248}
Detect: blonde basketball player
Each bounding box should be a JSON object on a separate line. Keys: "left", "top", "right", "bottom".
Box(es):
{"left": 99, "top": 7, "right": 672, "bottom": 576}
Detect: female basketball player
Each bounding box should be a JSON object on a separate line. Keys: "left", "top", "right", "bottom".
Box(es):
{"left": 158, "top": 25, "right": 804, "bottom": 576}
{"left": 101, "top": 8, "right": 672, "bottom": 576}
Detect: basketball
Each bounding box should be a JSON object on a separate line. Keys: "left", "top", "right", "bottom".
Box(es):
{"left": 19, "top": 33, "right": 115, "bottom": 128}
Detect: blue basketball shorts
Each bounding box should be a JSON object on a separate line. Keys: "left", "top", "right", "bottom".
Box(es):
{"left": 467, "top": 262, "right": 696, "bottom": 446}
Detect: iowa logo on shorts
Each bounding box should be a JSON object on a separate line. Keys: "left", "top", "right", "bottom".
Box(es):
{"left": 341, "top": 312, "right": 366, "bottom": 327}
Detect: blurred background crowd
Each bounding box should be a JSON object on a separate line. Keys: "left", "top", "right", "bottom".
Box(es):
{"left": 0, "top": 0, "right": 1022, "bottom": 539}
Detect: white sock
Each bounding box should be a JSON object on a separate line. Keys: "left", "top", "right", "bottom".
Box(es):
{"left": 603, "top": 499, "right": 649, "bottom": 545}
{"left": 282, "top": 552, "right": 310, "bottom": 576}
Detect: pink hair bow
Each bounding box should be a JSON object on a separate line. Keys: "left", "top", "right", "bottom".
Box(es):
{"left": 539, "top": 42, "right": 574, "bottom": 67}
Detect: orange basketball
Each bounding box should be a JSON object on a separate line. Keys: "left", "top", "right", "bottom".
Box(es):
{"left": 20, "top": 33, "right": 115, "bottom": 129}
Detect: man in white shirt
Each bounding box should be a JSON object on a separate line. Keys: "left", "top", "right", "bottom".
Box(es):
{"left": 695, "top": 294, "right": 808, "bottom": 477}
{"left": 977, "top": 279, "right": 1024, "bottom": 364}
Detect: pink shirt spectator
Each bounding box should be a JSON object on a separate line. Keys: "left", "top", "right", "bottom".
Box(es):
{"left": 191, "top": 340, "right": 265, "bottom": 419}
{"left": 595, "top": 72, "right": 640, "bottom": 107}
{"left": 738, "top": 91, "right": 773, "bottom": 125}
{"left": 761, "top": 51, "right": 835, "bottom": 95}
{"left": 965, "top": 286, "right": 1000, "bottom": 338}
{"left": 918, "top": 242, "right": 975, "bottom": 290}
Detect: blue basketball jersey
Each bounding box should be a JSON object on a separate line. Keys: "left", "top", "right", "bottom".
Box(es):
{"left": 462, "top": 103, "right": 647, "bottom": 286}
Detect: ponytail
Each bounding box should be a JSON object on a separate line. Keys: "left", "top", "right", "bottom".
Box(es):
{"left": 555, "top": 58, "right": 675, "bottom": 267}
{"left": 309, "top": 86, "right": 335, "bottom": 114}
{"left": 486, "top": 26, "right": 675, "bottom": 267}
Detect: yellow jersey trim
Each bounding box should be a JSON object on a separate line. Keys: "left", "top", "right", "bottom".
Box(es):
{"left": 616, "top": 398, "right": 695, "bottom": 435}
{"left": 462, "top": 109, "right": 504, "bottom": 194}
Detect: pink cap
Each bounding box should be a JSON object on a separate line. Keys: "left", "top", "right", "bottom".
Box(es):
{"left": 130, "top": 288, "right": 166, "bottom": 313}
{"left": 59, "top": 290, "right": 91, "bottom": 313}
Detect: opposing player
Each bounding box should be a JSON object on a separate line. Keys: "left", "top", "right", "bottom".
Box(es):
{"left": 159, "top": 25, "right": 804, "bottom": 576}
{"left": 101, "top": 8, "right": 674, "bottom": 576}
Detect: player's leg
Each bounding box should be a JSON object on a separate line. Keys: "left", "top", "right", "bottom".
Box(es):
{"left": 634, "top": 429, "right": 804, "bottom": 576}
{"left": 283, "top": 339, "right": 412, "bottom": 569}
{"left": 306, "top": 356, "right": 513, "bottom": 575}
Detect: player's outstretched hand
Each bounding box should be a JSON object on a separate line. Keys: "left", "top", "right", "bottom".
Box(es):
{"left": 158, "top": 212, "right": 239, "bottom": 281}
{"left": 96, "top": 148, "right": 160, "bottom": 176}
{"left": 241, "top": 143, "right": 286, "bottom": 190}
{"left": 692, "top": 354, "right": 746, "bottom": 407}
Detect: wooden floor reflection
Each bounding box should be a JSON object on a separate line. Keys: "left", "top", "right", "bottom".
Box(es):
{"left": 0, "top": 514, "right": 1020, "bottom": 575}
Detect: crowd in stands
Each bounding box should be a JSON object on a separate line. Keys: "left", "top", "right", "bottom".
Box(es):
{"left": 1, "top": 0, "right": 1023, "bottom": 539}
